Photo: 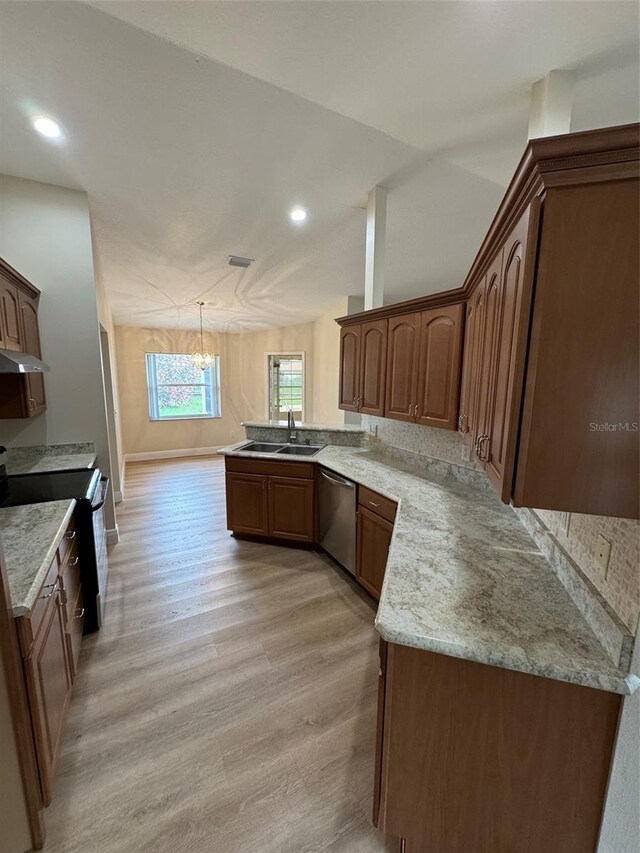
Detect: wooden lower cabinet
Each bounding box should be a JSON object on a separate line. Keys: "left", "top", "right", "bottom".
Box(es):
{"left": 375, "top": 643, "right": 621, "bottom": 853}
{"left": 225, "top": 459, "right": 315, "bottom": 543}
{"left": 22, "top": 589, "right": 72, "bottom": 806}
{"left": 268, "top": 476, "right": 315, "bottom": 542}
{"left": 16, "top": 518, "right": 83, "bottom": 808}
{"left": 356, "top": 506, "right": 394, "bottom": 601}
{"left": 225, "top": 472, "right": 269, "bottom": 535}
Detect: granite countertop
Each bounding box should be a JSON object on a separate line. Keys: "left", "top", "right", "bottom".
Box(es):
{"left": 219, "top": 441, "right": 639, "bottom": 696}
{"left": 241, "top": 420, "right": 365, "bottom": 433}
{"left": 0, "top": 500, "right": 76, "bottom": 616}
{"left": 6, "top": 453, "right": 97, "bottom": 475}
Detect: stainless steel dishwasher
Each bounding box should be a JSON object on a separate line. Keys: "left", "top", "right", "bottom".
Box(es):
{"left": 318, "top": 467, "right": 357, "bottom": 575}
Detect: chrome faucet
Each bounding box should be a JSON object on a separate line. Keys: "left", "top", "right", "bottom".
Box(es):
{"left": 287, "top": 409, "right": 297, "bottom": 443}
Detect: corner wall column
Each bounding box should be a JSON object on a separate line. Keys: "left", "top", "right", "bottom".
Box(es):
{"left": 528, "top": 71, "right": 575, "bottom": 139}
{"left": 364, "top": 185, "right": 387, "bottom": 310}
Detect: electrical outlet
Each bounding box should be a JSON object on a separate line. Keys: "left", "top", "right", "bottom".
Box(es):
{"left": 461, "top": 444, "right": 471, "bottom": 463}
{"left": 595, "top": 534, "right": 612, "bottom": 579}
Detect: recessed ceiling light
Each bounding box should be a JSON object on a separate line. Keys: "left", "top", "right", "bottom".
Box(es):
{"left": 32, "top": 115, "right": 64, "bottom": 140}
{"left": 289, "top": 206, "right": 307, "bottom": 223}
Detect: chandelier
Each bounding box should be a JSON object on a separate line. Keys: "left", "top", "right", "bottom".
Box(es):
{"left": 192, "top": 301, "right": 213, "bottom": 371}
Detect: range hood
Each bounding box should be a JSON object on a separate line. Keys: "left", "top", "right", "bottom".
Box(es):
{"left": 0, "top": 349, "right": 50, "bottom": 374}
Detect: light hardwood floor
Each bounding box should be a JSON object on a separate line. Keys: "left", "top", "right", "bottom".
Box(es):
{"left": 42, "top": 457, "right": 398, "bottom": 853}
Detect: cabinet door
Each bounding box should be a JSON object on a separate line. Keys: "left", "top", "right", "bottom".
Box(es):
{"left": 385, "top": 313, "right": 421, "bottom": 422}
{"left": 225, "top": 472, "right": 269, "bottom": 535}
{"left": 484, "top": 207, "right": 535, "bottom": 499}
{"left": 356, "top": 505, "right": 394, "bottom": 600}
{"left": 474, "top": 253, "right": 503, "bottom": 466}
{"left": 339, "top": 325, "right": 361, "bottom": 411}
{"left": 415, "top": 304, "right": 464, "bottom": 430}
{"left": 19, "top": 291, "right": 46, "bottom": 416}
{"left": 373, "top": 639, "right": 388, "bottom": 829}
{"left": 460, "top": 280, "right": 487, "bottom": 447}
{"left": 0, "top": 278, "right": 22, "bottom": 351}
{"left": 268, "top": 476, "right": 315, "bottom": 542}
{"left": 23, "top": 594, "right": 72, "bottom": 806}
{"left": 65, "top": 587, "right": 84, "bottom": 682}
{"left": 458, "top": 299, "right": 476, "bottom": 442}
{"left": 359, "top": 319, "right": 387, "bottom": 416}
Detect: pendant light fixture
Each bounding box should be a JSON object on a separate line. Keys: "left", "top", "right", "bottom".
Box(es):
{"left": 192, "top": 301, "right": 212, "bottom": 371}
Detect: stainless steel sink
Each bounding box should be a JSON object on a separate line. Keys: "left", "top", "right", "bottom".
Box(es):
{"left": 276, "top": 444, "right": 325, "bottom": 457}
{"left": 237, "top": 442, "right": 285, "bottom": 453}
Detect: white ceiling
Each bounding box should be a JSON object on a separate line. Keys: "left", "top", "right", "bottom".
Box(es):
{"left": 0, "top": 1, "right": 638, "bottom": 331}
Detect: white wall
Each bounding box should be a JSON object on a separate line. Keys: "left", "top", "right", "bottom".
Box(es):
{"left": 0, "top": 174, "right": 116, "bottom": 530}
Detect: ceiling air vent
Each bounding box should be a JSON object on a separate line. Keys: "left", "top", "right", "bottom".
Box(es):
{"left": 228, "top": 255, "right": 254, "bottom": 268}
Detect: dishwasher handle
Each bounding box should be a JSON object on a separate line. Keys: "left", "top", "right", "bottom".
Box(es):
{"left": 319, "top": 468, "right": 356, "bottom": 489}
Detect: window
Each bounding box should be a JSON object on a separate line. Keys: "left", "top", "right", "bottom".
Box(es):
{"left": 267, "top": 353, "right": 304, "bottom": 421}
{"left": 145, "top": 353, "right": 221, "bottom": 421}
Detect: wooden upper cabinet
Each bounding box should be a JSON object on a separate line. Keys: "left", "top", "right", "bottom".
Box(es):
{"left": 268, "top": 475, "right": 315, "bottom": 542}
{"left": 459, "top": 279, "right": 486, "bottom": 447}
{"left": 514, "top": 180, "right": 639, "bottom": 518}
{"left": 415, "top": 304, "right": 464, "bottom": 430}
{"left": 338, "top": 325, "right": 361, "bottom": 412}
{"left": 19, "top": 290, "right": 46, "bottom": 416}
{"left": 385, "top": 313, "right": 420, "bottom": 422}
{"left": 474, "top": 251, "right": 503, "bottom": 465}
{"left": 359, "top": 319, "right": 387, "bottom": 416}
{"left": 483, "top": 206, "right": 536, "bottom": 499}
{"left": 0, "top": 276, "right": 22, "bottom": 351}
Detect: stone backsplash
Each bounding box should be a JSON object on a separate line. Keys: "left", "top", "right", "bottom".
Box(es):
{"left": 362, "top": 415, "right": 640, "bottom": 635}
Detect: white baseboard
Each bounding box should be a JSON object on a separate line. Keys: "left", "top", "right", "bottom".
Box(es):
{"left": 106, "top": 525, "right": 120, "bottom": 545}
{"left": 124, "top": 446, "right": 224, "bottom": 463}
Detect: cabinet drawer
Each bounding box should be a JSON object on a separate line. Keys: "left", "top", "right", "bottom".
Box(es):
{"left": 57, "top": 517, "right": 77, "bottom": 565}
{"left": 359, "top": 486, "right": 397, "bottom": 523}
{"left": 225, "top": 456, "right": 314, "bottom": 479}
{"left": 18, "top": 555, "right": 59, "bottom": 655}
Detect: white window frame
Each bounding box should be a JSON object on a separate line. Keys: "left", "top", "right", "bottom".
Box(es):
{"left": 265, "top": 352, "right": 306, "bottom": 422}
{"left": 145, "top": 352, "right": 221, "bottom": 421}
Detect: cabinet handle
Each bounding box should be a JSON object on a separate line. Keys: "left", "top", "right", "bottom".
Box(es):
{"left": 28, "top": 398, "right": 36, "bottom": 412}
{"left": 357, "top": 396, "right": 361, "bottom": 409}
{"left": 408, "top": 404, "right": 413, "bottom": 416}
{"left": 368, "top": 500, "right": 381, "bottom": 508}
{"left": 57, "top": 584, "right": 68, "bottom": 606}
{"left": 68, "top": 556, "right": 79, "bottom": 567}
{"left": 458, "top": 413, "right": 467, "bottom": 433}
{"left": 65, "top": 530, "right": 76, "bottom": 541}
{"left": 74, "top": 608, "right": 85, "bottom": 620}
{"left": 352, "top": 396, "right": 358, "bottom": 407}
{"left": 39, "top": 581, "right": 58, "bottom": 600}
{"left": 477, "top": 435, "right": 490, "bottom": 462}
{"left": 414, "top": 403, "right": 421, "bottom": 418}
